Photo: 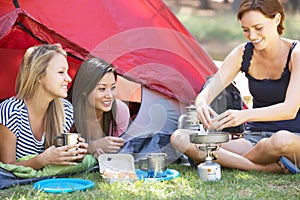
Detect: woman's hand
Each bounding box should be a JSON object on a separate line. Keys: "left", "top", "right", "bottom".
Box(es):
{"left": 211, "top": 109, "right": 245, "bottom": 130}
{"left": 90, "top": 136, "right": 125, "bottom": 154}
{"left": 75, "top": 137, "right": 88, "bottom": 161}
{"left": 196, "top": 98, "right": 218, "bottom": 129}
{"left": 38, "top": 143, "right": 87, "bottom": 166}
{"left": 93, "top": 147, "right": 105, "bottom": 159}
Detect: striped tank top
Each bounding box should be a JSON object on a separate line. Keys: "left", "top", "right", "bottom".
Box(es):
{"left": 0, "top": 97, "right": 73, "bottom": 159}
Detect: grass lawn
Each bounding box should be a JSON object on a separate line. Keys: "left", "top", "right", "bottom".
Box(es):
{"left": 0, "top": 164, "right": 299, "bottom": 199}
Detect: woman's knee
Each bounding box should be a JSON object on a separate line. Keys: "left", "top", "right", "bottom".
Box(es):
{"left": 170, "top": 129, "right": 181, "bottom": 147}
{"left": 269, "top": 131, "right": 295, "bottom": 153}
{"left": 170, "top": 129, "right": 190, "bottom": 149}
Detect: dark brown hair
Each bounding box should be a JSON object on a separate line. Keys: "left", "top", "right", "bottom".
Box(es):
{"left": 68, "top": 57, "right": 117, "bottom": 142}
{"left": 237, "top": 0, "right": 285, "bottom": 35}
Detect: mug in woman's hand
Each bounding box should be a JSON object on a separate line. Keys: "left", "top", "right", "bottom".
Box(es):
{"left": 54, "top": 133, "right": 80, "bottom": 147}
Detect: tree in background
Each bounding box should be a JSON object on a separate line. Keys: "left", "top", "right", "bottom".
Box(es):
{"left": 199, "top": 0, "right": 230, "bottom": 9}
{"left": 199, "top": 0, "right": 212, "bottom": 9}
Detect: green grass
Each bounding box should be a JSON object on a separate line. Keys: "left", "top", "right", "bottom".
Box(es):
{"left": 1, "top": 164, "right": 299, "bottom": 199}
{"left": 179, "top": 11, "right": 244, "bottom": 42}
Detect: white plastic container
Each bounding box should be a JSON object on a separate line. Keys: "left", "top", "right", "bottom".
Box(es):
{"left": 98, "top": 154, "right": 138, "bottom": 184}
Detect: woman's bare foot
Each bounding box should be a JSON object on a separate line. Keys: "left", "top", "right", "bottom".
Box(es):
{"left": 276, "top": 161, "right": 291, "bottom": 174}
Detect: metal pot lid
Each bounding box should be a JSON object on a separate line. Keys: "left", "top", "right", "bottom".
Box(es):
{"left": 185, "top": 105, "right": 196, "bottom": 110}
{"left": 190, "top": 133, "right": 230, "bottom": 144}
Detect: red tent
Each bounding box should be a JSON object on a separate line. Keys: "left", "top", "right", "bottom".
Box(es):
{"left": 0, "top": 0, "right": 217, "bottom": 104}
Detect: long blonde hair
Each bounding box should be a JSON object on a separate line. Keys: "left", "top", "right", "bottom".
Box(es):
{"left": 15, "top": 44, "right": 68, "bottom": 148}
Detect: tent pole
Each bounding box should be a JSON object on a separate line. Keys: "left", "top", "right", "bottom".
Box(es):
{"left": 13, "top": 0, "right": 20, "bottom": 8}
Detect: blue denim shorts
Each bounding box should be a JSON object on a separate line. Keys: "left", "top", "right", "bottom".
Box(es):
{"left": 244, "top": 131, "right": 300, "bottom": 145}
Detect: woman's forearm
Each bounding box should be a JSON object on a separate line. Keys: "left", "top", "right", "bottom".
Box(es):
{"left": 87, "top": 140, "right": 99, "bottom": 154}
{"left": 244, "top": 102, "right": 298, "bottom": 122}
{"left": 11, "top": 155, "right": 47, "bottom": 170}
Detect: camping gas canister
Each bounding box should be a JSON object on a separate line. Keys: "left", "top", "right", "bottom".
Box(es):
{"left": 197, "top": 157, "right": 221, "bottom": 181}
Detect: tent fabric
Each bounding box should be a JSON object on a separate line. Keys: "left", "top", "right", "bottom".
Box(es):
{"left": 0, "top": 0, "right": 218, "bottom": 188}
{"left": 119, "top": 87, "right": 182, "bottom": 163}
{"left": 123, "top": 87, "right": 182, "bottom": 140}
{"left": 119, "top": 131, "right": 181, "bottom": 165}
{"left": 0, "top": 0, "right": 217, "bottom": 103}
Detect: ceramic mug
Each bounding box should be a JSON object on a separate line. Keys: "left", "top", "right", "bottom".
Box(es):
{"left": 54, "top": 133, "right": 80, "bottom": 147}
{"left": 138, "top": 153, "right": 167, "bottom": 178}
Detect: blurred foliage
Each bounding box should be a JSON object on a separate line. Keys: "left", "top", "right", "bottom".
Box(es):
{"left": 165, "top": 0, "right": 300, "bottom": 59}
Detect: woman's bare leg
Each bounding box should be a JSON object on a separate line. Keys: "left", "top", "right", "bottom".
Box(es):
{"left": 244, "top": 131, "right": 300, "bottom": 167}
{"left": 170, "top": 129, "right": 207, "bottom": 163}
{"left": 170, "top": 130, "right": 282, "bottom": 172}
{"left": 221, "top": 138, "right": 253, "bottom": 155}
{"left": 213, "top": 148, "right": 281, "bottom": 172}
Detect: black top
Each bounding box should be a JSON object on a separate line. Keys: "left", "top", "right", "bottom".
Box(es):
{"left": 241, "top": 41, "right": 300, "bottom": 132}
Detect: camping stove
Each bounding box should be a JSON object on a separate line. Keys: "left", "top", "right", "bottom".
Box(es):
{"left": 190, "top": 133, "right": 230, "bottom": 181}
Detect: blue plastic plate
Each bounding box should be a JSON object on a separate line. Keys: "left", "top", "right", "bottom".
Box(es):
{"left": 33, "top": 178, "right": 94, "bottom": 193}
{"left": 136, "top": 168, "right": 180, "bottom": 181}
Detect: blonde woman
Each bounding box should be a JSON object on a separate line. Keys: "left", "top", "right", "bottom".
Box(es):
{"left": 0, "top": 44, "right": 88, "bottom": 170}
